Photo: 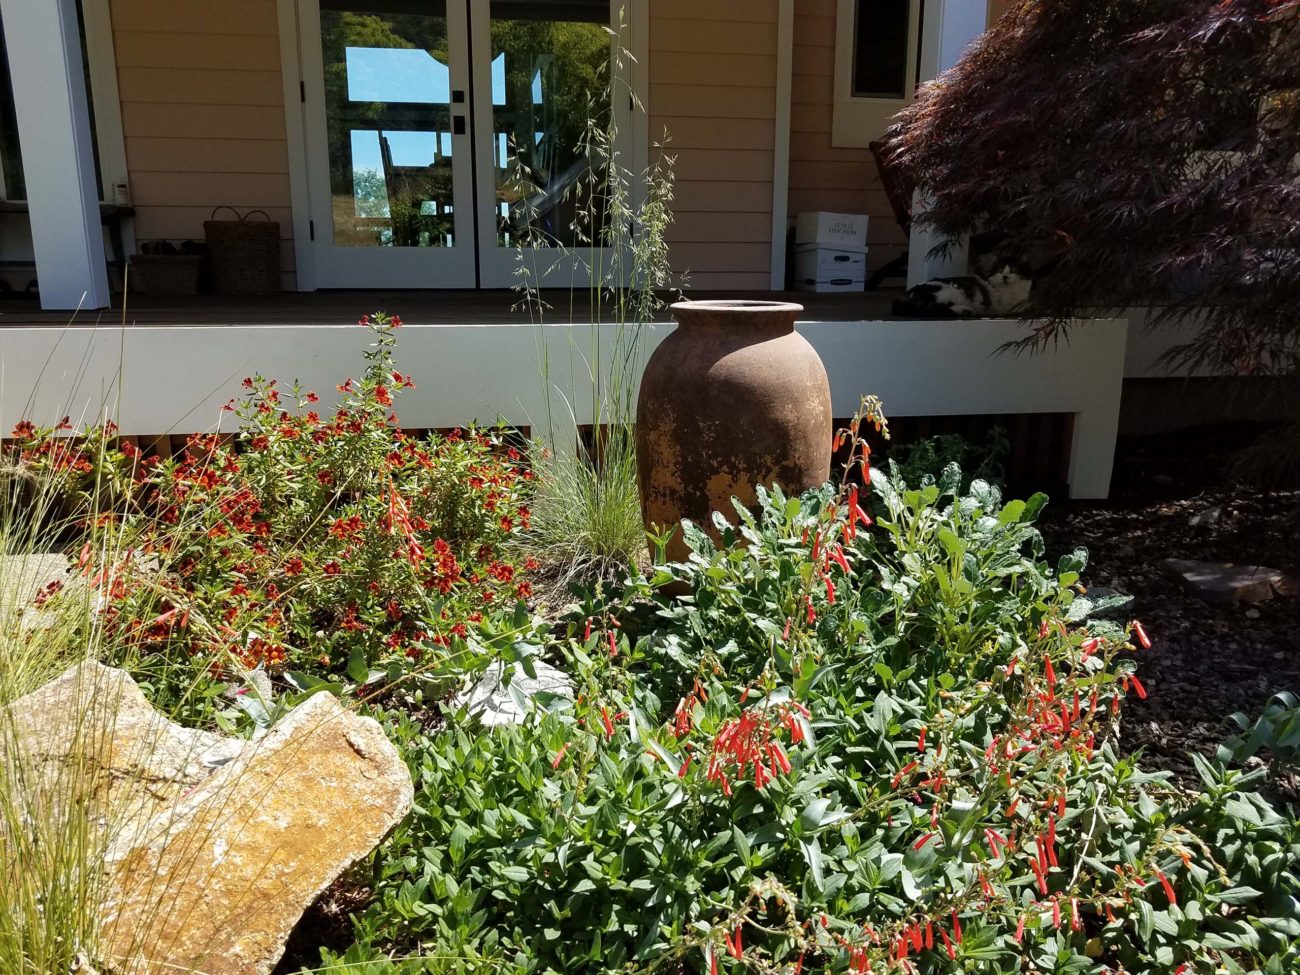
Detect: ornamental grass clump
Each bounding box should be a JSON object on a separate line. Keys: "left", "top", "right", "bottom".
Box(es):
{"left": 8, "top": 312, "right": 536, "bottom": 706}
{"left": 337, "top": 401, "right": 1299, "bottom": 975}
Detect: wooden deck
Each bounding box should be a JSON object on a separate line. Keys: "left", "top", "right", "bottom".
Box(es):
{"left": 0, "top": 288, "right": 904, "bottom": 327}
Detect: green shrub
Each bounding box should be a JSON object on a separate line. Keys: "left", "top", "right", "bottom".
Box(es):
{"left": 886, "top": 427, "right": 1009, "bottom": 491}
{"left": 331, "top": 449, "right": 1300, "bottom": 974}
{"left": 10, "top": 313, "right": 536, "bottom": 712}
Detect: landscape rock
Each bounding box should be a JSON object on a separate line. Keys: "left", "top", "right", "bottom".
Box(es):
{"left": 456, "top": 659, "right": 573, "bottom": 727}
{"left": 1162, "top": 558, "right": 1293, "bottom": 606}
{"left": 3, "top": 661, "right": 412, "bottom": 975}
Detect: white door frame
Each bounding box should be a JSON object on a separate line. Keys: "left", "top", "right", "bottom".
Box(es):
{"left": 296, "top": 0, "right": 477, "bottom": 289}
{"left": 277, "top": 0, "right": 648, "bottom": 291}
{"left": 469, "top": 0, "right": 638, "bottom": 289}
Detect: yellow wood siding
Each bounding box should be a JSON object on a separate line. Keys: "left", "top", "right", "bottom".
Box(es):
{"left": 111, "top": 0, "right": 296, "bottom": 289}
{"left": 787, "top": 0, "right": 906, "bottom": 273}
{"left": 649, "top": 0, "right": 778, "bottom": 291}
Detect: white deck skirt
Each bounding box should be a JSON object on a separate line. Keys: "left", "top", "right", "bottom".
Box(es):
{"left": 0, "top": 317, "right": 1127, "bottom": 498}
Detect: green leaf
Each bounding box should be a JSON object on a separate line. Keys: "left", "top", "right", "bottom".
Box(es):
{"left": 799, "top": 837, "right": 825, "bottom": 891}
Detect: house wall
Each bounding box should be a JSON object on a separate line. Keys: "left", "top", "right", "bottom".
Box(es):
{"left": 786, "top": 0, "right": 906, "bottom": 277}
{"left": 647, "top": 0, "right": 778, "bottom": 291}
{"left": 110, "top": 0, "right": 296, "bottom": 289}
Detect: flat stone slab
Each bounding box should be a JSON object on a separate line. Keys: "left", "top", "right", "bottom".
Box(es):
{"left": 1162, "top": 558, "right": 1294, "bottom": 606}
{"left": 4, "top": 661, "right": 413, "bottom": 975}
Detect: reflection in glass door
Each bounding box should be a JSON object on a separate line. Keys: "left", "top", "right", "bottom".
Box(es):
{"left": 300, "top": 0, "right": 625, "bottom": 289}
{"left": 472, "top": 0, "right": 623, "bottom": 287}
{"left": 302, "top": 0, "right": 475, "bottom": 287}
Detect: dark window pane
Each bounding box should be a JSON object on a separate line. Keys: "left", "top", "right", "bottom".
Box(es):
{"left": 0, "top": 18, "right": 25, "bottom": 200}
{"left": 852, "top": 0, "right": 910, "bottom": 99}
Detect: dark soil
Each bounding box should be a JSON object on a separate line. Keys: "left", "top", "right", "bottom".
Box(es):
{"left": 1039, "top": 422, "right": 1300, "bottom": 801}
{"left": 272, "top": 872, "right": 373, "bottom": 974}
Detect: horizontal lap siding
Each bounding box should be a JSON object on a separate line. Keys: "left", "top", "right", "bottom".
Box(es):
{"left": 111, "top": 0, "right": 296, "bottom": 289}
{"left": 649, "top": 4, "right": 778, "bottom": 291}
{"left": 787, "top": 4, "right": 906, "bottom": 273}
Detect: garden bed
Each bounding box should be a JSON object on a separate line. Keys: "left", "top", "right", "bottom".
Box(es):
{"left": 1041, "top": 423, "right": 1300, "bottom": 800}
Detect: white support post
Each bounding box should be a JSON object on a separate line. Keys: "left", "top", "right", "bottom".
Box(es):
{"left": 906, "top": 0, "right": 987, "bottom": 287}
{"left": 0, "top": 0, "right": 109, "bottom": 310}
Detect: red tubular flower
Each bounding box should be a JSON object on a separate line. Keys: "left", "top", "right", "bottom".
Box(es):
{"left": 830, "top": 543, "right": 852, "bottom": 574}
{"left": 551, "top": 743, "right": 570, "bottom": 768}
{"left": 913, "top": 832, "right": 937, "bottom": 851}
{"left": 601, "top": 707, "right": 615, "bottom": 739}
{"left": 1157, "top": 868, "right": 1178, "bottom": 906}
{"left": 1130, "top": 674, "right": 1148, "bottom": 699}
{"left": 824, "top": 574, "right": 836, "bottom": 604}
{"left": 583, "top": 617, "right": 592, "bottom": 642}
{"left": 1052, "top": 898, "right": 1061, "bottom": 929}
{"left": 1132, "top": 620, "right": 1152, "bottom": 648}
{"left": 891, "top": 760, "right": 919, "bottom": 789}
{"left": 678, "top": 753, "right": 692, "bottom": 778}
{"left": 1014, "top": 913, "right": 1026, "bottom": 942}
{"left": 951, "top": 912, "right": 962, "bottom": 944}
{"left": 917, "top": 726, "right": 927, "bottom": 753}
{"left": 805, "top": 594, "right": 816, "bottom": 625}
{"left": 782, "top": 617, "right": 792, "bottom": 641}
{"left": 938, "top": 926, "right": 956, "bottom": 960}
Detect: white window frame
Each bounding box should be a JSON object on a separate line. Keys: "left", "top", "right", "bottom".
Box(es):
{"left": 831, "top": 0, "right": 923, "bottom": 149}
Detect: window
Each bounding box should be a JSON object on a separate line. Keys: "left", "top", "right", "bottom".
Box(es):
{"left": 0, "top": 19, "right": 25, "bottom": 200}
{"left": 851, "top": 0, "right": 911, "bottom": 99}
{"left": 831, "top": 0, "right": 923, "bottom": 148}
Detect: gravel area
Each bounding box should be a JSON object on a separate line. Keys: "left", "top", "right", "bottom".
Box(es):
{"left": 1040, "top": 424, "right": 1300, "bottom": 800}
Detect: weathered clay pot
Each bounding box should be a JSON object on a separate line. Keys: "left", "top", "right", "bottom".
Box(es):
{"left": 635, "top": 299, "right": 832, "bottom": 563}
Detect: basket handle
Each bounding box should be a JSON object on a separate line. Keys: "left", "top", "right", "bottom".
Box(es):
{"left": 208, "top": 207, "right": 273, "bottom": 222}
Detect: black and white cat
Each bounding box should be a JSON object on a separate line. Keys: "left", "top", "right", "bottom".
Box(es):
{"left": 891, "top": 262, "right": 1032, "bottom": 319}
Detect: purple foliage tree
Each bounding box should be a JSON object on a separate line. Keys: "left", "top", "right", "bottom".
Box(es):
{"left": 886, "top": 0, "right": 1300, "bottom": 389}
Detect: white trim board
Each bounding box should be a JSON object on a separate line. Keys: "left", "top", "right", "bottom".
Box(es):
{"left": 769, "top": 0, "right": 793, "bottom": 289}
{"left": 0, "top": 317, "right": 1127, "bottom": 498}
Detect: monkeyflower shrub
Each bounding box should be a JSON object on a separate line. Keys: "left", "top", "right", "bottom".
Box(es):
{"left": 9, "top": 312, "right": 535, "bottom": 694}
{"left": 328, "top": 412, "right": 1299, "bottom": 975}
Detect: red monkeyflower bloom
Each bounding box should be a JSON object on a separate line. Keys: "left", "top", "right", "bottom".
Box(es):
{"left": 323, "top": 560, "right": 341, "bottom": 576}
{"left": 11, "top": 420, "right": 36, "bottom": 438}
{"left": 358, "top": 314, "right": 370, "bottom": 326}
{"left": 284, "top": 557, "right": 304, "bottom": 576}
{"left": 374, "top": 385, "right": 392, "bottom": 407}
{"left": 306, "top": 391, "right": 320, "bottom": 403}
{"left": 390, "top": 315, "right": 403, "bottom": 327}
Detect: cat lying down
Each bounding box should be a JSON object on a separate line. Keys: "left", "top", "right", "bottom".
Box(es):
{"left": 892, "top": 263, "right": 1032, "bottom": 318}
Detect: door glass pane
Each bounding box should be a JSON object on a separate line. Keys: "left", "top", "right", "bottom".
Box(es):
{"left": 320, "top": 1, "right": 456, "bottom": 247}
{"left": 852, "top": 0, "right": 910, "bottom": 99}
{"left": 488, "top": 1, "right": 611, "bottom": 249}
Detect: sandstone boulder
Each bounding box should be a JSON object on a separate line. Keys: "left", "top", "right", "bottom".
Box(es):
{"left": 4, "top": 661, "right": 413, "bottom": 975}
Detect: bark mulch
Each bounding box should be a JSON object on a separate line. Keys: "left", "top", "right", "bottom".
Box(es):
{"left": 1039, "top": 422, "right": 1300, "bottom": 801}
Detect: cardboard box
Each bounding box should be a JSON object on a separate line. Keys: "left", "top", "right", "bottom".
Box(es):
{"left": 793, "top": 273, "right": 866, "bottom": 293}
{"left": 794, "top": 245, "right": 867, "bottom": 280}
{"left": 794, "top": 211, "right": 868, "bottom": 251}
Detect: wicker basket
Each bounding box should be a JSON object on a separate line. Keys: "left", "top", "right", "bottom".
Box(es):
{"left": 129, "top": 253, "right": 202, "bottom": 296}
{"left": 203, "top": 207, "right": 280, "bottom": 294}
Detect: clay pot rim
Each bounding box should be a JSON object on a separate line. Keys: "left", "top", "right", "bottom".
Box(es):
{"left": 669, "top": 299, "right": 805, "bottom": 317}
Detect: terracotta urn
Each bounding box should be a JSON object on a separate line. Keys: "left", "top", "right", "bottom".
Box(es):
{"left": 635, "top": 299, "right": 832, "bottom": 563}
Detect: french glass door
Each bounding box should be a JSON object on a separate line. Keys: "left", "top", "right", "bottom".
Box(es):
{"left": 300, "top": 0, "right": 624, "bottom": 289}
